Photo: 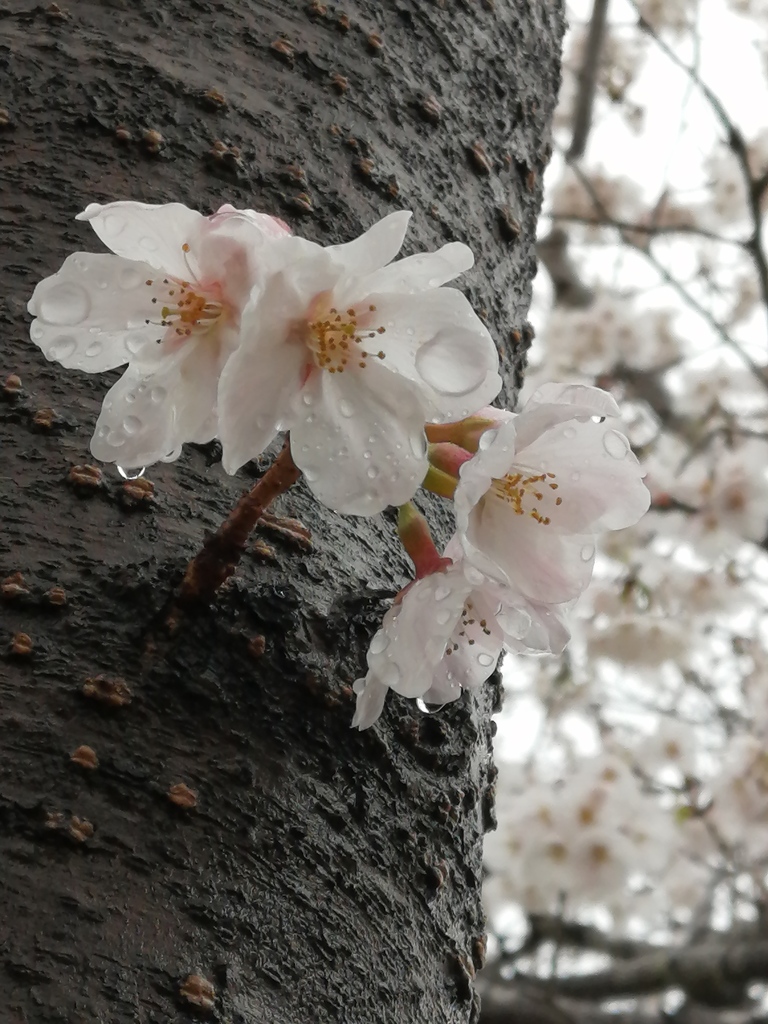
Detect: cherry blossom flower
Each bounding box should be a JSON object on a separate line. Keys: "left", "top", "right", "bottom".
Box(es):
{"left": 28, "top": 201, "right": 290, "bottom": 471}
{"left": 454, "top": 383, "right": 651, "bottom": 605}
{"left": 352, "top": 540, "right": 570, "bottom": 729}
{"left": 217, "top": 211, "right": 501, "bottom": 515}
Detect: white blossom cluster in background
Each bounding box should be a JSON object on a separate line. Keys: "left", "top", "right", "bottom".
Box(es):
{"left": 29, "top": 201, "right": 650, "bottom": 731}
{"left": 483, "top": 0, "right": 768, "bottom": 1003}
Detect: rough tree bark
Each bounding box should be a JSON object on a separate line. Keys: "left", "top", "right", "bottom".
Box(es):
{"left": 0, "top": 1, "right": 563, "bottom": 1021}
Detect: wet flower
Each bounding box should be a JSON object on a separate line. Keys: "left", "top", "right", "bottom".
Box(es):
{"left": 455, "top": 383, "right": 651, "bottom": 604}
{"left": 217, "top": 211, "right": 501, "bottom": 515}
{"left": 352, "top": 539, "right": 570, "bottom": 729}
{"left": 28, "top": 201, "right": 290, "bottom": 470}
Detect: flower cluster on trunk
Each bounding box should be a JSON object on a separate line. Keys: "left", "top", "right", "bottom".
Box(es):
{"left": 29, "top": 201, "right": 650, "bottom": 729}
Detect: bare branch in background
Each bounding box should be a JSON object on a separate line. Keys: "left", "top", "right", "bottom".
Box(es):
{"left": 515, "top": 939, "right": 768, "bottom": 1006}
{"left": 568, "top": 0, "right": 611, "bottom": 161}
{"left": 629, "top": 0, "right": 768, "bottom": 340}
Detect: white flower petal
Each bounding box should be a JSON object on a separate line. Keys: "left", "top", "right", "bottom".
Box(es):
{"left": 523, "top": 382, "right": 622, "bottom": 418}
{"left": 77, "top": 201, "right": 203, "bottom": 277}
{"left": 218, "top": 277, "right": 309, "bottom": 475}
{"left": 352, "top": 675, "right": 389, "bottom": 729}
{"left": 355, "top": 242, "right": 474, "bottom": 295}
{"left": 28, "top": 253, "right": 160, "bottom": 371}
{"left": 366, "top": 570, "right": 472, "bottom": 699}
{"left": 360, "top": 288, "right": 501, "bottom": 421}
{"left": 90, "top": 339, "right": 219, "bottom": 468}
{"left": 454, "top": 419, "right": 519, "bottom": 534}
{"left": 463, "top": 498, "right": 596, "bottom": 602}
{"left": 326, "top": 211, "right": 411, "bottom": 276}
{"left": 290, "top": 363, "right": 429, "bottom": 515}
{"left": 519, "top": 419, "right": 651, "bottom": 531}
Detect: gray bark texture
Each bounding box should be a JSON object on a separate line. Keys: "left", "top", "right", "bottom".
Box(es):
{"left": 0, "top": 0, "right": 564, "bottom": 1021}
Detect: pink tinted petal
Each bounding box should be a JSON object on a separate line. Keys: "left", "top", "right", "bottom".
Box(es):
{"left": 518, "top": 419, "right": 650, "bottom": 531}
{"left": 90, "top": 340, "right": 215, "bottom": 468}
{"left": 77, "top": 201, "right": 203, "bottom": 277}
{"left": 355, "top": 242, "right": 474, "bottom": 295}
{"left": 217, "top": 279, "right": 308, "bottom": 475}
{"left": 523, "top": 382, "right": 622, "bottom": 418}
{"left": 359, "top": 288, "right": 501, "bottom": 422}
{"left": 352, "top": 675, "right": 389, "bottom": 729}
{"left": 430, "top": 587, "right": 504, "bottom": 694}
{"left": 366, "top": 569, "right": 472, "bottom": 699}
{"left": 454, "top": 419, "right": 519, "bottom": 534}
{"left": 290, "top": 363, "right": 429, "bottom": 515}
{"left": 193, "top": 209, "right": 291, "bottom": 310}
{"left": 326, "top": 211, "right": 411, "bottom": 275}
{"left": 210, "top": 205, "right": 291, "bottom": 240}
{"left": 28, "top": 253, "right": 160, "bottom": 371}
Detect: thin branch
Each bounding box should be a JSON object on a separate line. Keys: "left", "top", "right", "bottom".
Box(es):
{"left": 568, "top": 0, "right": 611, "bottom": 161}
{"left": 515, "top": 939, "right": 768, "bottom": 1004}
{"left": 550, "top": 212, "right": 744, "bottom": 246}
{"left": 169, "top": 440, "right": 301, "bottom": 618}
{"left": 629, "top": 1, "right": 768, "bottom": 340}
{"left": 567, "top": 162, "right": 768, "bottom": 392}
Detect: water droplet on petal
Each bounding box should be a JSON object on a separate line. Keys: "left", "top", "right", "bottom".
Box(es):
{"left": 139, "top": 235, "right": 159, "bottom": 251}
{"left": 380, "top": 661, "right": 400, "bottom": 687}
{"left": 463, "top": 564, "right": 486, "bottom": 587}
{"left": 581, "top": 543, "right": 595, "bottom": 562}
{"left": 30, "top": 323, "right": 44, "bottom": 341}
{"left": 85, "top": 340, "right": 103, "bottom": 358}
{"left": 434, "top": 585, "right": 451, "bottom": 601}
{"left": 563, "top": 427, "right": 577, "bottom": 439}
{"left": 478, "top": 428, "right": 498, "bottom": 450}
{"left": 414, "top": 331, "right": 487, "bottom": 397}
{"left": 304, "top": 468, "right": 318, "bottom": 482}
{"left": 435, "top": 608, "right": 453, "bottom": 625}
{"left": 571, "top": 470, "right": 581, "bottom": 482}
{"left": 150, "top": 386, "right": 167, "bottom": 404}
{"left": 122, "top": 415, "right": 141, "bottom": 436}
{"left": 363, "top": 450, "right": 372, "bottom": 460}
{"left": 117, "top": 465, "right": 145, "bottom": 480}
{"left": 410, "top": 432, "right": 427, "bottom": 459}
{"left": 302, "top": 392, "right": 315, "bottom": 406}
{"left": 126, "top": 331, "right": 148, "bottom": 355}
{"left": 39, "top": 283, "right": 91, "bottom": 326}
{"left": 369, "top": 632, "right": 389, "bottom": 655}
{"left": 47, "top": 336, "right": 78, "bottom": 361}
{"left": 477, "top": 652, "right": 495, "bottom": 668}
{"left": 119, "top": 266, "right": 144, "bottom": 290}
{"left": 417, "top": 698, "right": 447, "bottom": 715}
{"left": 367, "top": 466, "right": 379, "bottom": 479}
{"left": 339, "top": 399, "right": 354, "bottom": 417}
{"left": 603, "top": 429, "right": 630, "bottom": 459}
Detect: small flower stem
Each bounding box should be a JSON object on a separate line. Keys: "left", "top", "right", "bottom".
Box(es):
{"left": 172, "top": 440, "right": 301, "bottom": 615}
{"left": 422, "top": 465, "right": 459, "bottom": 499}
{"left": 397, "top": 502, "right": 450, "bottom": 579}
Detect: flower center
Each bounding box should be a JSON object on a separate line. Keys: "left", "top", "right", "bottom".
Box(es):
{"left": 491, "top": 470, "right": 563, "bottom": 526}
{"left": 143, "top": 244, "right": 225, "bottom": 344}
{"left": 305, "top": 303, "right": 386, "bottom": 374}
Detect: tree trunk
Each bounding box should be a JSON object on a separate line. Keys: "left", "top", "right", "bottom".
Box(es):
{"left": 0, "top": 1, "right": 563, "bottom": 1021}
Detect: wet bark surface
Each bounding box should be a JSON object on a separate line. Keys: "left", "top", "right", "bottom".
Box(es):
{"left": 0, "top": 1, "right": 563, "bottom": 1021}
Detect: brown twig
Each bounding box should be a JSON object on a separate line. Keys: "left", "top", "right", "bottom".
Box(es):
{"left": 171, "top": 440, "right": 301, "bottom": 616}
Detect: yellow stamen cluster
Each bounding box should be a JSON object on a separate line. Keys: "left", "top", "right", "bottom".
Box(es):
{"left": 306, "top": 304, "right": 386, "bottom": 373}
{"left": 143, "top": 244, "right": 223, "bottom": 341}
{"left": 492, "top": 470, "right": 562, "bottom": 526}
